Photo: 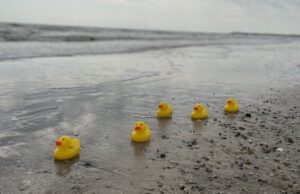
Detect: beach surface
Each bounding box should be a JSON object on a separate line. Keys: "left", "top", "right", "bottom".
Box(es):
{"left": 0, "top": 23, "right": 299, "bottom": 193}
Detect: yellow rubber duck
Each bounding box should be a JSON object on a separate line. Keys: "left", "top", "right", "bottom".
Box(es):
{"left": 224, "top": 98, "right": 239, "bottom": 113}
{"left": 131, "top": 121, "right": 151, "bottom": 143}
{"left": 191, "top": 103, "right": 208, "bottom": 119}
{"left": 53, "top": 136, "right": 80, "bottom": 160}
{"left": 156, "top": 101, "right": 173, "bottom": 118}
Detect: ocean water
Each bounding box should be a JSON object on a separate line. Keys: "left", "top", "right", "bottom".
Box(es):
{"left": 1, "top": 22, "right": 299, "bottom": 60}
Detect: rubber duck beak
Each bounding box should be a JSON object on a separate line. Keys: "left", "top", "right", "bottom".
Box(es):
{"left": 135, "top": 126, "right": 142, "bottom": 131}
{"left": 194, "top": 107, "right": 198, "bottom": 111}
{"left": 55, "top": 140, "right": 62, "bottom": 146}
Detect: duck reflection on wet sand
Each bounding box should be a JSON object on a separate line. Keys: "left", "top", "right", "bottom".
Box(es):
{"left": 131, "top": 141, "right": 149, "bottom": 160}
{"left": 157, "top": 118, "right": 172, "bottom": 128}
{"left": 54, "top": 156, "right": 80, "bottom": 176}
{"left": 191, "top": 119, "right": 207, "bottom": 130}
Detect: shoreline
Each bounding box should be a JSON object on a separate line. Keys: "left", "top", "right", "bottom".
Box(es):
{"left": 0, "top": 26, "right": 299, "bottom": 193}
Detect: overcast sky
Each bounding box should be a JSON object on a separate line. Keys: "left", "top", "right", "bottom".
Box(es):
{"left": 1, "top": 0, "right": 300, "bottom": 34}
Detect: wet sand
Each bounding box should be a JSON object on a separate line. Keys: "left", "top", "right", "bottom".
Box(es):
{"left": 0, "top": 24, "right": 300, "bottom": 193}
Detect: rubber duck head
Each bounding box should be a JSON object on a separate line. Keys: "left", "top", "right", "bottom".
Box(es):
{"left": 134, "top": 121, "right": 146, "bottom": 133}
{"left": 193, "top": 103, "right": 204, "bottom": 112}
{"left": 158, "top": 101, "right": 168, "bottom": 110}
{"left": 55, "top": 136, "right": 71, "bottom": 149}
{"left": 226, "top": 98, "right": 237, "bottom": 106}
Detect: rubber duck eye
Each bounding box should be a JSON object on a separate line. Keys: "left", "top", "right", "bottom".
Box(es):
{"left": 141, "top": 123, "right": 143, "bottom": 126}
{"left": 62, "top": 138, "right": 65, "bottom": 141}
